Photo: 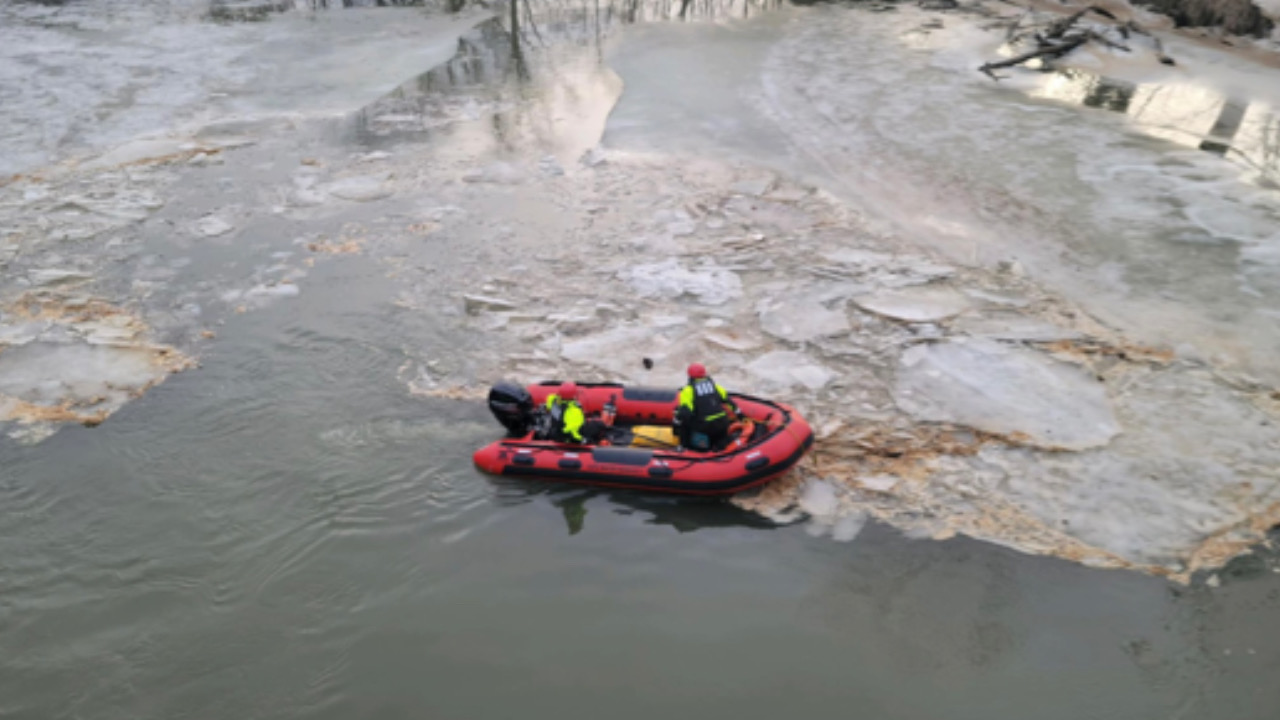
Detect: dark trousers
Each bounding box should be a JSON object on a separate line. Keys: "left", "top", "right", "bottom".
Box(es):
{"left": 579, "top": 419, "right": 606, "bottom": 444}
{"left": 678, "top": 414, "right": 730, "bottom": 452}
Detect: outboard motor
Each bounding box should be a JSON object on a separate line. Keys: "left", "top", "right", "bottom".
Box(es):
{"left": 487, "top": 382, "right": 535, "bottom": 437}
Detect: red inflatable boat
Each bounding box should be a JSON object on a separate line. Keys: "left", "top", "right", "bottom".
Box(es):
{"left": 473, "top": 381, "right": 814, "bottom": 496}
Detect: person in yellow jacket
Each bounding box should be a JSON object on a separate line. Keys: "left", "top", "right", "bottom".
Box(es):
{"left": 544, "top": 382, "right": 605, "bottom": 444}
{"left": 674, "top": 363, "right": 738, "bottom": 451}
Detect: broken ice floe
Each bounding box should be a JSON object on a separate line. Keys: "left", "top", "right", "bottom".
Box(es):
{"left": 971, "top": 365, "right": 1280, "bottom": 568}
{"left": 853, "top": 285, "right": 970, "bottom": 322}
{"left": 750, "top": 479, "right": 871, "bottom": 542}
{"left": 27, "top": 269, "right": 93, "bottom": 287}
{"left": 744, "top": 351, "right": 838, "bottom": 391}
{"left": 799, "top": 480, "right": 869, "bottom": 540}
{"left": 463, "top": 294, "right": 519, "bottom": 314}
{"left": 757, "top": 297, "right": 851, "bottom": 343}
{"left": 194, "top": 214, "right": 235, "bottom": 237}
{"left": 616, "top": 258, "right": 742, "bottom": 305}
{"left": 0, "top": 297, "right": 191, "bottom": 438}
{"left": 325, "top": 173, "right": 394, "bottom": 202}
{"left": 703, "top": 330, "right": 762, "bottom": 352}
{"left": 220, "top": 282, "right": 302, "bottom": 311}
{"left": 462, "top": 162, "right": 525, "bottom": 185}
{"left": 893, "top": 338, "right": 1120, "bottom": 449}
{"left": 557, "top": 325, "right": 682, "bottom": 381}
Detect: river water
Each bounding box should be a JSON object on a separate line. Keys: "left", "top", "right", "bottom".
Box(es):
{"left": 2, "top": 0, "right": 1279, "bottom": 717}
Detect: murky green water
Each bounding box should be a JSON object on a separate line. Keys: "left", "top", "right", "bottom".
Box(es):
{"left": 2, "top": 1, "right": 1280, "bottom": 717}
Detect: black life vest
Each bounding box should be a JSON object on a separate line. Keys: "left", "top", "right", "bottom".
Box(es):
{"left": 690, "top": 377, "right": 728, "bottom": 422}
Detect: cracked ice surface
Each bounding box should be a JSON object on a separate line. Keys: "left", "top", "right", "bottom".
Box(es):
{"left": 974, "top": 369, "right": 1280, "bottom": 565}
{"left": 616, "top": 258, "right": 743, "bottom": 306}
{"left": 853, "top": 285, "right": 970, "bottom": 323}
{"left": 0, "top": 297, "right": 191, "bottom": 441}
{"left": 893, "top": 339, "right": 1121, "bottom": 450}
{"left": 751, "top": 2, "right": 1280, "bottom": 389}
{"left": 758, "top": 298, "right": 851, "bottom": 343}
{"left": 409, "top": 147, "right": 1279, "bottom": 576}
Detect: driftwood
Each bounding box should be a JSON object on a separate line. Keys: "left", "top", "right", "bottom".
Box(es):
{"left": 979, "top": 34, "right": 1089, "bottom": 78}
{"left": 973, "top": 4, "right": 1175, "bottom": 79}
{"left": 1125, "top": 19, "right": 1178, "bottom": 64}
{"left": 1041, "top": 7, "right": 1094, "bottom": 40}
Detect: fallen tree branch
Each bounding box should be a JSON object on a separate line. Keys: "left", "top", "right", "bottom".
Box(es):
{"left": 1036, "top": 5, "right": 1115, "bottom": 42}
{"left": 974, "top": 4, "right": 1175, "bottom": 79}
{"left": 1006, "top": 8, "right": 1029, "bottom": 40}
{"left": 1125, "top": 20, "right": 1177, "bottom": 65}
{"left": 1086, "top": 29, "right": 1131, "bottom": 52}
{"left": 1041, "top": 7, "right": 1092, "bottom": 41}
{"left": 979, "top": 34, "right": 1089, "bottom": 79}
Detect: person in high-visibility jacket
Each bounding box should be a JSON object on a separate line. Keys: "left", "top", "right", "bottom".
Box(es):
{"left": 544, "top": 382, "right": 604, "bottom": 443}
{"left": 674, "top": 363, "right": 739, "bottom": 451}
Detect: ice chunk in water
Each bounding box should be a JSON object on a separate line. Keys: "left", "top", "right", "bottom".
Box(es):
{"left": 462, "top": 163, "right": 524, "bottom": 185}
{"left": 325, "top": 173, "right": 394, "bottom": 202}
{"left": 798, "top": 480, "right": 868, "bottom": 541}
{"left": 983, "top": 368, "right": 1280, "bottom": 564}
{"left": 830, "top": 512, "right": 868, "bottom": 542}
{"left": 854, "top": 285, "right": 970, "bottom": 322}
{"left": 799, "top": 479, "right": 840, "bottom": 516}
{"left": 745, "top": 351, "right": 837, "bottom": 391}
{"left": 893, "top": 339, "right": 1120, "bottom": 450}
{"left": 820, "top": 248, "right": 894, "bottom": 267}
{"left": 859, "top": 474, "right": 900, "bottom": 492}
{"left": 245, "top": 283, "right": 300, "bottom": 301}
{"left": 463, "top": 294, "right": 518, "bottom": 314}
{"left": 758, "top": 299, "right": 851, "bottom": 343}
{"left": 617, "top": 258, "right": 742, "bottom": 306}
{"left": 27, "top": 269, "right": 92, "bottom": 287}
{"left": 195, "top": 215, "right": 235, "bottom": 237}
{"left": 0, "top": 342, "right": 162, "bottom": 409}
{"left": 559, "top": 325, "right": 674, "bottom": 379}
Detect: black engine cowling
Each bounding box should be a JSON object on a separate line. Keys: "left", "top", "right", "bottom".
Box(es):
{"left": 488, "top": 382, "right": 535, "bottom": 437}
